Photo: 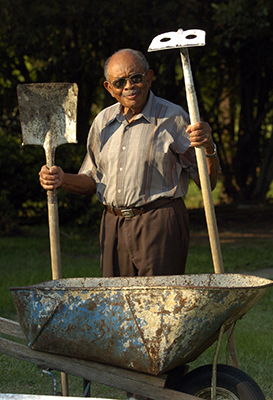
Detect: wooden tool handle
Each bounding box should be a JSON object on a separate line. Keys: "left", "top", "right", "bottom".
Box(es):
{"left": 45, "top": 128, "right": 62, "bottom": 281}
{"left": 47, "top": 190, "right": 62, "bottom": 280}
{"left": 46, "top": 139, "right": 68, "bottom": 395}
{"left": 180, "top": 48, "right": 239, "bottom": 368}
{"left": 180, "top": 48, "right": 224, "bottom": 274}
{"left": 195, "top": 147, "right": 224, "bottom": 273}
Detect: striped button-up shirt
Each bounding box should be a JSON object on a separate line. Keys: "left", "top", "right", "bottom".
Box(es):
{"left": 79, "top": 91, "right": 198, "bottom": 208}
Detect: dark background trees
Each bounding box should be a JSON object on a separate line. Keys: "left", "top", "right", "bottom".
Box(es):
{"left": 1, "top": 0, "right": 273, "bottom": 232}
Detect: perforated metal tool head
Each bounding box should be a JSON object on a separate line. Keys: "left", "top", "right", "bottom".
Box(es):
{"left": 148, "top": 29, "right": 206, "bottom": 52}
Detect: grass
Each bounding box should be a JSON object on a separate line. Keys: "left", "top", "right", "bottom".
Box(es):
{"left": 0, "top": 225, "right": 102, "bottom": 319}
{"left": 1, "top": 225, "right": 272, "bottom": 399}
{"left": 188, "top": 288, "right": 273, "bottom": 399}
{"left": 0, "top": 182, "right": 273, "bottom": 398}
{"left": 186, "top": 236, "right": 273, "bottom": 274}
{"left": 0, "top": 225, "right": 124, "bottom": 398}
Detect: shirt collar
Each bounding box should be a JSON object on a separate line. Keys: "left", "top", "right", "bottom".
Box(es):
{"left": 137, "top": 90, "right": 156, "bottom": 125}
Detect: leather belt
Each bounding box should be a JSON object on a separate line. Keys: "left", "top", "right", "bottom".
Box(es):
{"left": 105, "top": 197, "right": 174, "bottom": 218}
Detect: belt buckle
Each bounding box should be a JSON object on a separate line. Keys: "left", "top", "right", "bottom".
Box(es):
{"left": 121, "top": 208, "right": 134, "bottom": 218}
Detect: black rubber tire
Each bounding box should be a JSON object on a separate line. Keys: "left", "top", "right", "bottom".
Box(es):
{"left": 166, "top": 364, "right": 266, "bottom": 400}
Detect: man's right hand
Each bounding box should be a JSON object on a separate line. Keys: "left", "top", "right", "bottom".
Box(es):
{"left": 39, "top": 165, "right": 64, "bottom": 190}
{"left": 39, "top": 165, "right": 97, "bottom": 196}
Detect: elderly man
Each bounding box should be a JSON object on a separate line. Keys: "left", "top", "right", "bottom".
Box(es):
{"left": 39, "top": 48, "right": 219, "bottom": 277}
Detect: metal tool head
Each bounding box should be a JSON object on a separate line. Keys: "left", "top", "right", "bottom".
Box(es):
{"left": 17, "top": 82, "right": 78, "bottom": 149}
{"left": 148, "top": 29, "right": 206, "bottom": 52}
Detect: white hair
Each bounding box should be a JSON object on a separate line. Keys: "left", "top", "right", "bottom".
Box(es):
{"left": 104, "top": 49, "right": 150, "bottom": 80}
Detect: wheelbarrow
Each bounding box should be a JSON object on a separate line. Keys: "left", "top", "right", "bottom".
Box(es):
{"left": 9, "top": 273, "right": 273, "bottom": 399}
{"left": 10, "top": 29, "right": 272, "bottom": 400}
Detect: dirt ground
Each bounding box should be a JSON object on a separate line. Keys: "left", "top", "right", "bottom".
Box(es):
{"left": 188, "top": 204, "right": 273, "bottom": 242}
{"left": 188, "top": 204, "right": 273, "bottom": 278}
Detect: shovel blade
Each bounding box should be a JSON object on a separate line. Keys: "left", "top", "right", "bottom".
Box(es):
{"left": 17, "top": 82, "right": 78, "bottom": 149}
{"left": 148, "top": 29, "right": 206, "bottom": 52}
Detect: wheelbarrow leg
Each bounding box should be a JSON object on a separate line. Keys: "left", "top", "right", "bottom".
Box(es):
{"left": 226, "top": 327, "right": 239, "bottom": 368}
{"left": 61, "top": 372, "right": 69, "bottom": 396}
{"left": 211, "top": 320, "right": 237, "bottom": 399}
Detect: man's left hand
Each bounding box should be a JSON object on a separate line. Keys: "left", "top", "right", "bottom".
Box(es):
{"left": 186, "top": 122, "right": 214, "bottom": 151}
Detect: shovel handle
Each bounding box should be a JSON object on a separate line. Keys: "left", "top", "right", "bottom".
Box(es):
{"left": 45, "top": 143, "right": 62, "bottom": 281}
{"left": 180, "top": 48, "right": 224, "bottom": 274}
{"left": 46, "top": 145, "right": 68, "bottom": 394}
{"left": 47, "top": 190, "right": 62, "bottom": 280}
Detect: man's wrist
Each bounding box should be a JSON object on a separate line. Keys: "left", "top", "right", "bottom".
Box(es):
{"left": 206, "top": 143, "right": 217, "bottom": 158}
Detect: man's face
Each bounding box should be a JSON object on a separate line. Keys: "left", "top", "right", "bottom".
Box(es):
{"left": 104, "top": 52, "right": 154, "bottom": 115}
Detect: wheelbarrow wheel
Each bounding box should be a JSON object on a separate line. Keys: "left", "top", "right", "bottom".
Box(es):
{"left": 166, "top": 364, "right": 265, "bottom": 400}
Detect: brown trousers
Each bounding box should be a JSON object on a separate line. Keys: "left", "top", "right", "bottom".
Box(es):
{"left": 100, "top": 198, "right": 189, "bottom": 277}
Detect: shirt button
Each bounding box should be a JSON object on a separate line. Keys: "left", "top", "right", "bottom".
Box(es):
{"left": 118, "top": 189, "right": 121, "bottom": 193}
{"left": 120, "top": 167, "right": 123, "bottom": 171}
{"left": 122, "top": 146, "right": 126, "bottom": 150}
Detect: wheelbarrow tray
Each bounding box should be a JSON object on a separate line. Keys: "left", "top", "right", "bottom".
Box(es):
{"left": 9, "top": 274, "right": 273, "bottom": 376}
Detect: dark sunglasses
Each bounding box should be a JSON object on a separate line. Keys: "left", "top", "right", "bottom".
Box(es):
{"left": 109, "top": 72, "right": 147, "bottom": 89}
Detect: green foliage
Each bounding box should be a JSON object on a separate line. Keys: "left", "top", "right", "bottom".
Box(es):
{"left": 1, "top": 0, "right": 273, "bottom": 230}
{"left": 0, "top": 129, "right": 42, "bottom": 234}
{"left": 197, "top": 0, "right": 273, "bottom": 201}
{"left": 0, "top": 129, "right": 103, "bottom": 234}
{"left": 184, "top": 178, "right": 223, "bottom": 209}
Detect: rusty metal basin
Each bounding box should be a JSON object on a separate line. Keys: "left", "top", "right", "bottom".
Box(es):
{"left": 9, "top": 274, "right": 273, "bottom": 375}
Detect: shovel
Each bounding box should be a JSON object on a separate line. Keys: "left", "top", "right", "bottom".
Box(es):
{"left": 17, "top": 82, "right": 78, "bottom": 394}
{"left": 148, "top": 29, "right": 239, "bottom": 368}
